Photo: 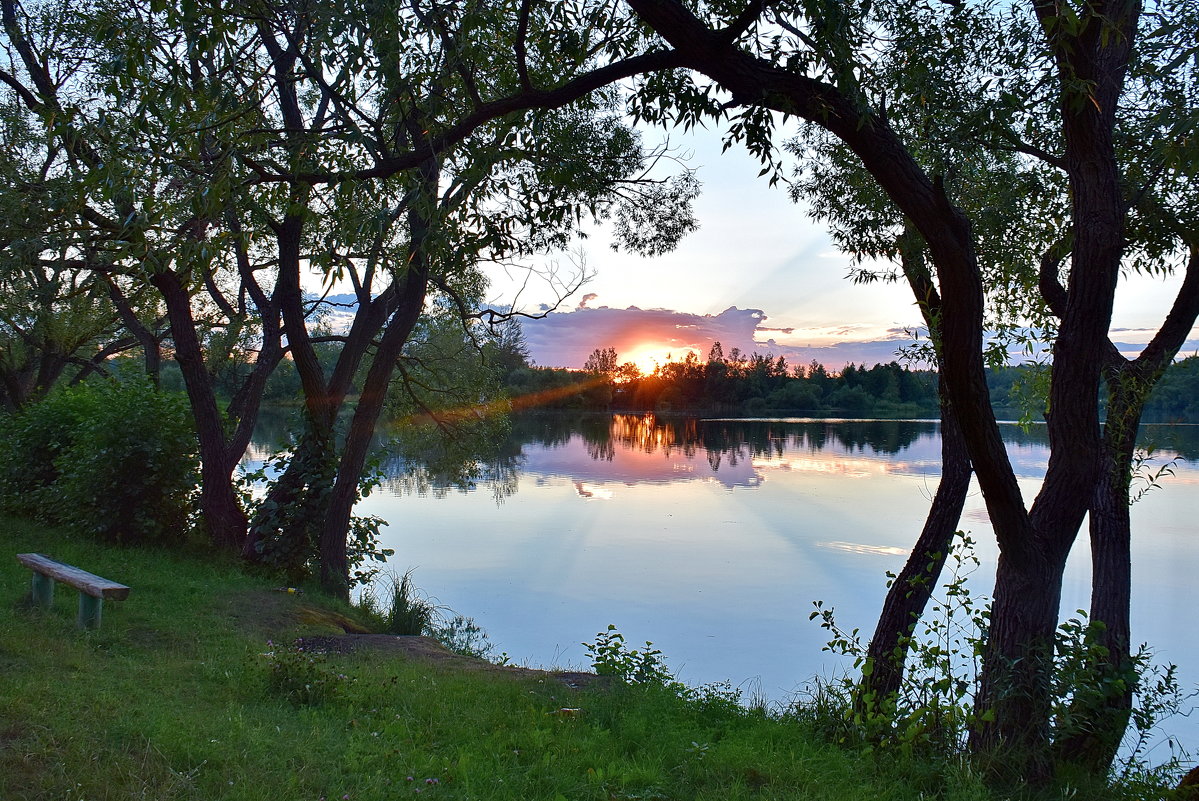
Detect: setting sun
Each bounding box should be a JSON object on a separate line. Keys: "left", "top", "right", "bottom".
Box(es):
{"left": 621, "top": 345, "right": 699, "bottom": 376}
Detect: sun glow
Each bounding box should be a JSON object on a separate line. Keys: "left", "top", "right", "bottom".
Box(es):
{"left": 621, "top": 345, "right": 699, "bottom": 376}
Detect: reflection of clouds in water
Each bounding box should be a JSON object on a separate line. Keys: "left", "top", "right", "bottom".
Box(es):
{"left": 752, "top": 454, "right": 936, "bottom": 479}
{"left": 962, "top": 508, "right": 994, "bottom": 525}
{"left": 524, "top": 436, "right": 762, "bottom": 489}
{"left": 573, "top": 481, "right": 614, "bottom": 500}
{"left": 819, "top": 541, "right": 910, "bottom": 557}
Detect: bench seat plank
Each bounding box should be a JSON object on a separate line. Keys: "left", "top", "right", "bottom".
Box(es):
{"left": 16, "top": 554, "right": 131, "bottom": 600}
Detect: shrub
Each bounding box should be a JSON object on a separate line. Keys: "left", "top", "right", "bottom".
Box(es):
{"left": 0, "top": 379, "right": 200, "bottom": 544}
{"left": 0, "top": 388, "right": 101, "bottom": 516}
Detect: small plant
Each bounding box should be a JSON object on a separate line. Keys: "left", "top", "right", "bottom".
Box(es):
{"left": 807, "top": 531, "right": 988, "bottom": 757}
{"left": 367, "top": 570, "right": 438, "bottom": 636}
{"left": 428, "top": 614, "right": 505, "bottom": 662}
{"left": 1129, "top": 447, "right": 1179, "bottom": 505}
{"left": 1111, "top": 649, "right": 1195, "bottom": 792}
{"left": 355, "top": 573, "right": 509, "bottom": 663}
{"left": 261, "top": 640, "right": 353, "bottom": 707}
{"left": 585, "top": 625, "right": 673, "bottom": 686}
{"left": 583, "top": 625, "right": 744, "bottom": 714}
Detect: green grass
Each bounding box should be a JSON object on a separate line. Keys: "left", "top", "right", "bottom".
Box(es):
{"left": 0, "top": 517, "right": 1131, "bottom": 800}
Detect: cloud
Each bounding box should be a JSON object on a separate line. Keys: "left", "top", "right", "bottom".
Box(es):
{"left": 520, "top": 305, "right": 921, "bottom": 370}
{"left": 576, "top": 292, "right": 599, "bottom": 310}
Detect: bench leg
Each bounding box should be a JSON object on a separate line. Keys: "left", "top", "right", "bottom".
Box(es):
{"left": 77, "top": 594, "right": 103, "bottom": 629}
{"left": 31, "top": 572, "right": 54, "bottom": 608}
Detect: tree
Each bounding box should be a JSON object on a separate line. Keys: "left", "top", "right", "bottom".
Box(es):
{"left": 233, "top": 1, "right": 704, "bottom": 596}
{"left": 584, "top": 346, "right": 620, "bottom": 374}
{"left": 1, "top": 0, "right": 702, "bottom": 590}
{"left": 484, "top": 318, "right": 532, "bottom": 381}
{"left": 0, "top": 0, "right": 295, "bottom": 548}
{"left": 0, "top": 84, "right": 161, "bottom": 409}
{"left": 773, "top": 0, "right": 1199, "bottom": 772}
{"left": 617, "top": 0, "right": 1198, "bottom": 781}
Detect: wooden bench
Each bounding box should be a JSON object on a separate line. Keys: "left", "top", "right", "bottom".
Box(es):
{"left": 16, "top": 553, "right": 130, "bottom": 629}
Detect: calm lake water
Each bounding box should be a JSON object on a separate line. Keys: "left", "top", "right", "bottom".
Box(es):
{"left": 324, "top": 414, "right": 1199, "bottom": 748}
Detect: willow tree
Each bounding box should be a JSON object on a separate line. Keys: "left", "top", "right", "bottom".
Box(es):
{"left": 0, "top": 0, "right": 701, "bottom": 591}
{"left": 612, "top": 0, "right": 1199, "bottom": 782}
{"left": 224, "top": 1, "right": 706, "bottom": 596}
{"left": 0, "top": 44, "right": 163, "bottom": 409}
{"left": 0, "top": 0, "right": 306, "bottom": 547}
{"left": 774, "top": 1, "right": 1199, "bottom": 772}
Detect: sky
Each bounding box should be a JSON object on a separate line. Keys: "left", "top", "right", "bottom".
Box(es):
{"left": 483, "top": 125, "right": 1199, "bottom": 372}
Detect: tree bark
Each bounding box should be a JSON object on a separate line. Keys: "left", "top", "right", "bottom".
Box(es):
{"left": 858, "top": 379, "right": 972, "bottom": 710}
{"left": 150, "top": 269, "right": 248, "bottom": 549}
{"left": 1055, "top": 247, "right": 1199, "bottom": 771}
{"left": 1053, "top": 404, "right": 1136, "bottom": 772}
{"left": 317, "top": 155, "right": 438, "bottom": 598}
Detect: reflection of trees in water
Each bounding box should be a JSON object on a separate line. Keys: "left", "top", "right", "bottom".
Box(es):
{"left": 561, "top": 415, "right": 939, "bottom": 466}
{"left": 995, "top": 422, "right": 1199, "bottom": 462}
{"left": 1135, "top": 424, "right": 1199, "bottom": 462}
{"left": 586, "top": 438, "right": 616, "bottom": 462}
{"left": 698, "top": 419, "right": 935, "bottom": 461}
{"left": 378, "top": 454, "right": 522, "bottom": 504}
{"left": 831, "top": 421, "right": 935, "bottom": 454}
{"left": 374, "top": 417, "right": 525, "bottom": 503}
{"left": 250, "top": 406, "right": 305, "bottom": 451}
{"left": 608, "top": 414, "right": 702, "bottom": 458}
{"left": 251, "top": 412, "right": 1196, "bottom": 504}
{"left": 508, "top": 413, "right": 942, "bottom": 467}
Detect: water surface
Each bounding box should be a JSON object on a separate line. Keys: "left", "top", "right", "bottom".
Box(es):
{"left": 354, "top": 415, "right": 1197, "bottom": 726}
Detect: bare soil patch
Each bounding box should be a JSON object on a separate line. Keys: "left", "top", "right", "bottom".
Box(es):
{"left": 229, "top": 589, "right": 605, "bottom": 690}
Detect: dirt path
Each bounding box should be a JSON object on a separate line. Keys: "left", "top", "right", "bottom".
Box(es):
{"left": 227, "top": 588, "right": 605, "bottom": 690}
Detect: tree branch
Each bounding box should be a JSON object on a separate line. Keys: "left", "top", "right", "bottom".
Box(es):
{"left": 243, "top": 49, "right": 688, "bottom": 185}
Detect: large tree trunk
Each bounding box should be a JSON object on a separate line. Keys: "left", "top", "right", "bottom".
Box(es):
{"left": 1051, "top": 247, "right": 1199, "bottom": 771}
{"left": 858, "top": 381, "right": 972, "bottom": 711}
{"left": 1053, "top": 416, "right": 1135, "bottom": 772}
{"left": 243, "top": 208, "right": 400, "bottom": 562}
{"left": 971, "top": 545, "right": 1069, "bottom": 783}
{"left": 317, "top": 156, "right": 437, "bottom": 598}
{"left": 151, "top": 269, "right": 248, "bottom": 549}
{"left": 1056, "top": 249, "right": 1199, "bottom": 769}
{"left": 317, "top": 304, "right": 423, "bottom": 597}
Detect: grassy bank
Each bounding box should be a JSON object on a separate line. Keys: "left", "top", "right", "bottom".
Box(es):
{"left": 0, "top": 518, "right": 1129, "bottom": 800}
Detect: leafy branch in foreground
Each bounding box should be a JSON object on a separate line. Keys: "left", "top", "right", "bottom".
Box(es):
{"left": 805, "top": 533, "right": 1192, "bottom": 794}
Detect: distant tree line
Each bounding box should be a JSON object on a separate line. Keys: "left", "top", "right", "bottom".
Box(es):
{"left": 496, "top": 338, "right": 940, "bottom": 415}
{"left": 988, "top": 355, "right": 1199, "bottom": 423}
{"left": 495, "top": 331, "right": 1199, "bottom": 422}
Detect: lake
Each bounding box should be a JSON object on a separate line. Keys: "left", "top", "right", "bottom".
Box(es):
{"left": 346, "top": 413, "right": 1199, "bottom": 748}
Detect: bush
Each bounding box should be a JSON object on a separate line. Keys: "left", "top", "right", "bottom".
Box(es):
{"left": 0, "top": 379, "right": 200, "bottom": 544}
{"left": 0, "top": 387, "right": 102, "bottom": 517}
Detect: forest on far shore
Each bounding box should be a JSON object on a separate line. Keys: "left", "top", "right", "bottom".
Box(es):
{"left": 496, "top": 340, "right": 1199, "bottom": 421}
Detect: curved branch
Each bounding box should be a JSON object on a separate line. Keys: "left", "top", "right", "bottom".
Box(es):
{"left": 243, "top": 49, "right": 689, "bottom": 185}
